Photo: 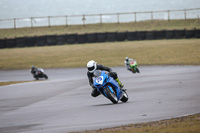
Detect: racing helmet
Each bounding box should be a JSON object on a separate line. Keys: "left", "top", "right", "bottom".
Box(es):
{"left": 125, "top": 57, "right": 129, "bottom": 62}
{"left": 87, "top": 60, "right": 97, "bottom": 73}
{"left": 31, "top": 65, "right": 35, "bottom": 69}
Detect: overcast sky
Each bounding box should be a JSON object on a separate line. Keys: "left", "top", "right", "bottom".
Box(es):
{"left": 0, "top": 0, "right": 200, "bottom": 19}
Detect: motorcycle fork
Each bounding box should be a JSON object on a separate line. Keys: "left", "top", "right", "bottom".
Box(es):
{"left": 103, "top": 83, "right": 117, "bottom": 96}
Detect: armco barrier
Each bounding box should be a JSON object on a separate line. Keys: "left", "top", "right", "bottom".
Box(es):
{"left": 146, "top": 31, "right": 155, "bottom": 40}
{"left": 107, "top": 32, "right": 117, "bottom": 42}
{"left": 0, "top": 39, "right": 6, "bottom": 48}
{"left": 87, "top": 33, "right": 97, "bottom": 43}
{"left": 137, "top": 31, "right": 146, "bottom": 40}
{"left": 6, "top": 38, "right": 16, "bottom": 48}
{"left": 46, "top": 35, "right": 57, "bottom": 45}
{"left": 35, "top": 36, "right": 46, "bottom": 46}
{"left": 16, "top": 37, "right": 27, "bottom": 47}
{"left": 165, "top": 30, "right": 175, "bottom": 39}
{"left": 26, "top": 37, "right": 36, "bottom": 47}
{"left": 96, "top": 33, "right": 107, "bottom": 42}
{"left": 77, "top": 34, "right": 87, "bottom": 43}
{"left": 127, "top": 32, "right": 137, "bottom": 41}
{"left": 66, "top": 34, "right": 77, "bottom": 44}
{"left": 185, "top": 30, "right": 195, "bottom": 38}
{"left": 56, "top": 34, "right": 67, "bottom": 45}
{"left": 117, "top": 32, "right": 127, "bottom": 41}
{"left": 175, "top": 29, "right": 185, "bottom": 39}
{"left": 155, "top": 30, "right": 166, "bottom": 40}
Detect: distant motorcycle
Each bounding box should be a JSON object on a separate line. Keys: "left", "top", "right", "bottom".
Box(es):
{"left": 93, "top": 70, "right": 128, "bottom": 104}
{"left": 127, "top": 59, "right": 140, "bottom": 73}
{"left": 30, "top": 68, "right": 48, "bottom": 80}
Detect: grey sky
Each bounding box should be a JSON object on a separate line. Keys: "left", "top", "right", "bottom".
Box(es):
{"left": 0, "top": 0, "right": 199, "bottom": 19}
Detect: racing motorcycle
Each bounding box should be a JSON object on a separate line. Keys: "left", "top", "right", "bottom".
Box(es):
{"left": 93, "top": 70, "right": 128, "bottom": 104}
{"left": 30, "top": 68, "right": 48, "bottom": 80}
{"left": 128, "top": 59, "right": 140, "bottom": 73}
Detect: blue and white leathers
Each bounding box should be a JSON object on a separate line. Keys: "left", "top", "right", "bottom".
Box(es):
{"left": 93, "top": 71, "right": 123, "bottom": 102}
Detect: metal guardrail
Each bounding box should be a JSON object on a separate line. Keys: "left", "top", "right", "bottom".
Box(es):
{"left": 0, "top": 8, "right": 200, "bottom": 29}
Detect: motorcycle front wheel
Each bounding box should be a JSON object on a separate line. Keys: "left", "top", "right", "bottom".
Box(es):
{"left": 34, "top": 75, "right": 39, "bottom": 80}
{"left": 104, "top": 86, "right": 118, "bottom": 104}
{"left": 136, "top": 68, "right": 140, "bottom": 73}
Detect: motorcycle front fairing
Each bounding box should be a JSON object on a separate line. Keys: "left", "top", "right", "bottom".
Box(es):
{"left": 105, "top": 75, "right": 123, "bottom": 100}
{"left": 93, "top": 71, "right": 123, "bottom": 100}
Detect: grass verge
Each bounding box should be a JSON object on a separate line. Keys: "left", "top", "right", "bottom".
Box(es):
{"left": 73, "top": 113, "right": 200, "bottom": 133}
{"left": 0, "top": 81, "right": 34, "bottom": 86}
{"left": 0, "top": 39, "right": 200, "bottom": 69}
{"left": 0, "top": 19, "right": 200, "bottom": 39}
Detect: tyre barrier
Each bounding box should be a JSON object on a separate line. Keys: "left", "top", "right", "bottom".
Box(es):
{"left": 96, "top": 33, "right": 107, "bottom": 42}
{"left": 35, "top": 36, "right": 46, "bottom": 46}
{"left": 26, "top": 37, "right": 36, "bottom": 47}
{"left": 56, "top": 34, "right": 67, "bottom": 45}
{"left": 0, "top": 39, "right": 6, "bottom": 48}
{"left": 117, "top": 32, "right": 127, "bottom": 41}
{"left": 155, "top": 30, "right": 166, "bottom": 40}
{"left": 165, "top": 30, "right": 175, "bottom": 39}
{"left": 146, "top": 31, "right": 155, "bottom": 40}
{"left": 185, "top": 30, "right": 195, "bottom": 39}
{"left": 195, "top": 29, "right": 200, "bottom": 38}
{"left": 16, "top": 37, "right": 27, "bottom": 47}
{"left": 0, "top": 29, "right": 199, "bottom": 49}
{"left": 46, "top": 35, "right": 57, "bottom": 45}
{"left": 175, "top": 29, "right": 185, "bottom": 39}
{"left": 6, "top": 38, "right": 16, "bottom": 48}
{"left": 66, "top": 34, "right": 77, "bottom": 44}
{"left": 107, "top": 32, "right": 117, "bottom": 42}
{"left": 127, "top": 32, "right": 137, "bottom": 41}
{"left": 77, "top": 34, "right": 87, "bottom": 44}
{"left": 87, "top": 33, "right": 97, "bottom": 43}
{"left": 137, "top": 31, "right": 146, "bottom": 40}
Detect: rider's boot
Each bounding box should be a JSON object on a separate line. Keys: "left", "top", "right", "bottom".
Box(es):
{"left": 115, "top": 78, "right": 125, "bottom": 90}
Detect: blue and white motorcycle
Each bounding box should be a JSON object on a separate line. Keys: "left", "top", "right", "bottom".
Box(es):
{"left": 93, "top": 70, "right": 128, "bottom": 104}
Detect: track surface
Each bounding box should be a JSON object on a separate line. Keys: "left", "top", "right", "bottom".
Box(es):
{"left": 0, "top": 66, "right": 200, "bottom": 133}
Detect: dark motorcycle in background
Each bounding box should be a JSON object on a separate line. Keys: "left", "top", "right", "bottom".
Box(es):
{"left": 30, "top": 68, "right": 48, "bottom": 80}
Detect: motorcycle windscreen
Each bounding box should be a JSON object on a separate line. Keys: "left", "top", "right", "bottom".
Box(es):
{"left": 93, "top": 71, "right": 107, "bottom": 87}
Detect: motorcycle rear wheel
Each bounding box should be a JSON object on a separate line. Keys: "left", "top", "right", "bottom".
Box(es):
{"left": 43, "top": 74, "right": 48, "bottom": 79}
{"left": 120, "top": 91, "right": 128, "bottom": 102}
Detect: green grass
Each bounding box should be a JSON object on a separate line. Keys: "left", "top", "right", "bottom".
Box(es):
{"left": 73, "top": 113, "right": 200, "bottom": 133}
{"left": 0, "top": 81, "right": 35, "bottom": 86}
{"left": 0, "top": 19, "right": 200, "bottom": 39}
{"left": 0, "top": 39, "right": 200, "bottom": 70}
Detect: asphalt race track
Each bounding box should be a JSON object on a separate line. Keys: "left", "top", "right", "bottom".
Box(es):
{"left": 0, "top": 66, "right": 200, "bottom": 133}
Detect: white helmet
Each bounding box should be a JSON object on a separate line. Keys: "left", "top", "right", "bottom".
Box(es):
{"left": 87, "top": 60, "right": 97, "bottom": 73}
{"left": 125, "top": 57, "right": 129, "bottom": 62}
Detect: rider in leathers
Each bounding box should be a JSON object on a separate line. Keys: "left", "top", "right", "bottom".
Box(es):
{"left": 87, "top": 60, "right": 124, "bottom": 97}
{"left": 30, "top": 66, "right": 38, "bottom": 75}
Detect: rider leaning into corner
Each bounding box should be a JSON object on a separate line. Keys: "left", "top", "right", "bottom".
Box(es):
{"left": 124, "top": 57, "right": 140, "bottom": 73}
{"left": 30, "top": 66, "right": 38, "bottom": 75}
{"left": 87, "top": 60, "right": 124, "bottom": 97}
